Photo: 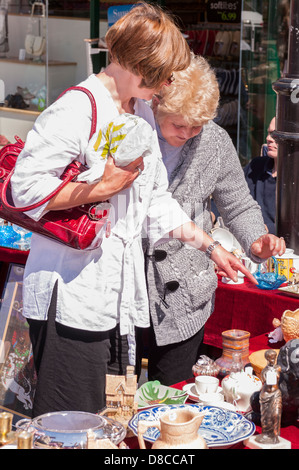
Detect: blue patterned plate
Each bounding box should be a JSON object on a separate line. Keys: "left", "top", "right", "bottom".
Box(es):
{"left": 128, "top": 404, "right": 255, "bottom": 449}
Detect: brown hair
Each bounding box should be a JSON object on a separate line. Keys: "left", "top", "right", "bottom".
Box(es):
{"left": 155, "top": 53, "right": 220, "bottom": 126}
{"left": 105, "top": 2, "right": 190, "bottom": 89}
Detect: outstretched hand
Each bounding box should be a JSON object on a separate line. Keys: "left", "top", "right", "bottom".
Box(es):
{"left": 250, "top": 234, "right": 286, "bottom": 259}
{"left": 210, "top": 234, "right": 286, "bottom": 285}
{"left": 210, "top": 245, "right": 258, "bottom": 285}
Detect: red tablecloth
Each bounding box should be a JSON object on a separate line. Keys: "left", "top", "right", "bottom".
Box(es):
{"left": 204, "top": 278, "right": 299, "bottom": 349}
{"left": 0, "top": 246, "right": 29, "bottom": 264}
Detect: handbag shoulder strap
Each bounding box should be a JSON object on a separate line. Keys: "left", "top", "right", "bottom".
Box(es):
{"left": 1, "top": 86, "right": 97, "bottom": 212}
{"left": 56, "top": 86, "right": 97, "bottom": 140}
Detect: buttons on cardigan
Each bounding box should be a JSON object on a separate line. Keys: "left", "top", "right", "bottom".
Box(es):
{"left": 154, "top": 249, "right": 167, "bottom": 262}
{"left": 152, "top": 250, "right": 180, "bottom": 308}
{"left": 165, "top": 280, "right": 180, "bottom": 292}
{"left": 160, "top": 280, "right": 180, "bottom": 309}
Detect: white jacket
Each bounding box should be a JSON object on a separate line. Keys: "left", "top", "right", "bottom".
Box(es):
{"left": 11, "top": 75, "right": 190, "bottom": 337}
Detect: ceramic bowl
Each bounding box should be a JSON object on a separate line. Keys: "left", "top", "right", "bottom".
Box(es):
{"left": 249, "top": 349, "right": 280, "bottom": 379}
{"left": 135, "top": 381, "right": 187, "bottom": 409}
{"left": 275, "top": 308, "right": 299, "bottom": 342}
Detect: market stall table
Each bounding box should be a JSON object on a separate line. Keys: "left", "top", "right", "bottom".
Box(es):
{"left": 0, "top": 248, "right": 297, "bottom": 449}
{"left": 204, "top": 278, "right": 299, "bottom": 349}
{"left": 125, "top": 332, "right": 299, "bottom": 449}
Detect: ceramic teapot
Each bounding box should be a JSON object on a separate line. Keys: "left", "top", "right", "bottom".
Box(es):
{"left": 221, "top": 370, "right": 262, "bottom": 412}
{"left": 137, "top": 408, "right": 207, "bottom": 449}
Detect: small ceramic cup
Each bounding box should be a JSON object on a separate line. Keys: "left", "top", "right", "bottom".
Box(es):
{"left": 195, "top": 376, "right": 219, "bottom": 395}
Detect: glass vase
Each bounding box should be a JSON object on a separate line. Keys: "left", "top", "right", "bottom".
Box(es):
{"left": 215, "top": 329, "right": 250, "bottom": 377}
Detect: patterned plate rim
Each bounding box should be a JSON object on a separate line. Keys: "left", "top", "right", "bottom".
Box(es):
{"left": 128, "top": 403, "right": 255, "bottom": 448}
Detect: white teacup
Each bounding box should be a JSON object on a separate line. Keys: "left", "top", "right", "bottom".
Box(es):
{"left": 195, "top": 376, "right": 219, "bottom": 395}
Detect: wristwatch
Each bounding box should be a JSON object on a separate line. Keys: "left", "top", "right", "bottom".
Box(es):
{"left": 206, "top": 240, "right": 221, "bottom": 258}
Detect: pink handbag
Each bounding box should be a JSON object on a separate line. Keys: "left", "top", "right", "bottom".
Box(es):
{"left": 0, "top": 86, "right": 110, "bottom": 250}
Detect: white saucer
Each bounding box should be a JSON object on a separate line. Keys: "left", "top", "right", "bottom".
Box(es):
{"left": 183, "top": 383, "right": 223, "bottom": 401}
{"left": 182, "top": 383, "right": 236, "bottom": 411}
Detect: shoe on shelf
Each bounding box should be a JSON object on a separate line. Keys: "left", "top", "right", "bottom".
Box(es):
{"left": 17, "top": 86, "right": 35, "bottom": 101}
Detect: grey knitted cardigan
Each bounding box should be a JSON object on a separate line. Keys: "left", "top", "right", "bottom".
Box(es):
{"left": 145, "top": 120, "right": 267, "bottom": 346}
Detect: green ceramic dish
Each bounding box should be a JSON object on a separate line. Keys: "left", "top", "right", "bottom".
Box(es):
{"left": 136, "top": 380, "right": 188, "bottom": 409}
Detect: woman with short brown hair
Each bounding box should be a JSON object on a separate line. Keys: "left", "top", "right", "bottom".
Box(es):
{"left": 10, "top": 1, "right": 192, "bottom": 416}
{"left": 106, "top": 2, "right": 190, "bottom": 90}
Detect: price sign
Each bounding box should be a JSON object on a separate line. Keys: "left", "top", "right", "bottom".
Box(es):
{"left": 107, "top": 4, "right": 135, "bottom": 27}
{"left": 266, "top": 370, "right": 277, "bottom": 385}
{"left": 206, "top": 1, "right": 242, "bottom": 24}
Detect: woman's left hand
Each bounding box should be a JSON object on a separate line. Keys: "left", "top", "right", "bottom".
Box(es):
{"left": 250, "top": 234, "right": 286, "bottom": 259}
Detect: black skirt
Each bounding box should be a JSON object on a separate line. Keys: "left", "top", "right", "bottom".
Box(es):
{"left": 28, "top": 281, "right": 135, "bottom": 417}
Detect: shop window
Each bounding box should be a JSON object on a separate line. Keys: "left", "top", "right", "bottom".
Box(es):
{"left": 8, "top": 0, "right": 90, "bottom": 18}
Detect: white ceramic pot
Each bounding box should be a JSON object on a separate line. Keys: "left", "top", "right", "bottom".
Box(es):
{"left": 221, "top": 372, "right": 262, "bottom": 413}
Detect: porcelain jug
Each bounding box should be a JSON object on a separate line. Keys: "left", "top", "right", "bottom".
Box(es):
{"left": 137, "top": 409, "right": 207, "bottom": 449}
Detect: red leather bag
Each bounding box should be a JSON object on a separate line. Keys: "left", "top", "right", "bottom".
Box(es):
{"left": 0, "top": 86, "right": 110, "bottom": 250}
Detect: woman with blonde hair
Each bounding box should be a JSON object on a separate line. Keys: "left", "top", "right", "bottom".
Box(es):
{"left": 144, "top": 53, "right": 285, "bottom": 385}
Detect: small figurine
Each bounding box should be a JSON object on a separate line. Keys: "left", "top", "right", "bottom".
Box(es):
{"left": 255, "top": 349, "right": 282, "bottom": 445}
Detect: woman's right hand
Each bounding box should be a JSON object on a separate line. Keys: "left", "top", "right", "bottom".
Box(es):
{"left": 211, "top": 245, "right": 258, "bottom": 285}
{"left": 46, "top": 155, "right": 144, "bottom": 211}
{"left": 100, "top": 155, "right": 144, "bottom": 197}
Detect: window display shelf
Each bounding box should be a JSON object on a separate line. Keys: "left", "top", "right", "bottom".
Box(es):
{"left": 0, "top": 57, "right": 77, "bottom": 67}
{"left": 0, "top": 56, "right": 76, "bottom": 67}
{"left": 0, "top": 57, "right": 77, "bottom": 140}
{"left": 0, "top": 106, "right": 39, "bottom": 117}
{"left": 0, "top": 57, "right": 77, "bottom": 105}
{"left": 0, "top": 106, "right": 39, "bottom": 142}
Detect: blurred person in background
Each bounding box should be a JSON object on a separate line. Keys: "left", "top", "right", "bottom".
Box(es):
{"left": 244, "top": 117, "right": 277, "bottom": 234}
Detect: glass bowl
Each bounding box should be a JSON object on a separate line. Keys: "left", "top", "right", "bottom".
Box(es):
{"left": 254, "top": 257, "right": 286, "bottom": 290}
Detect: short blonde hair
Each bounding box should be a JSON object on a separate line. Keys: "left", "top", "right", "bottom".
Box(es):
{"left": 105, "top": 2, "right": 190, "bottom": 89}
{"left": 155, "top": 53, "right": 220, "bottom": 126}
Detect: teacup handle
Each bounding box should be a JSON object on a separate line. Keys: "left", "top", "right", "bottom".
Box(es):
{"left": 137, "top": 419, "right": 160, "bottom": 450}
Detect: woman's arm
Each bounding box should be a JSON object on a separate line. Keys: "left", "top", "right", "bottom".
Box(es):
{"left": 169, "top": 221, "right": 259, "bottom": 284}
{"left": 170, "top": 222, "right": 284, "bottom": 284}
{"left": 12, "top": 91, "right": 144, "bottom": 216}
{"left": 46, "top": 155, "right": 144, "bottom": 210}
